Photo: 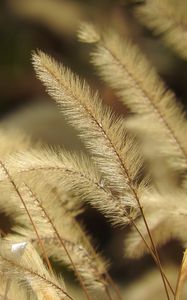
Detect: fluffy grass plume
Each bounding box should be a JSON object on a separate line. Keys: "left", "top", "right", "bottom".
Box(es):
{"left": 0, "top": 2, "right": 187, "bottom": 300}
{"left": 135, "top": 0, "right": 187, "bottom": 60}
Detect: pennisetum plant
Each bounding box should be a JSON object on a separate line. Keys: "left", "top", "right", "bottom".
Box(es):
{"left": 0, "top": 1, "right": 187, "bottom": 299}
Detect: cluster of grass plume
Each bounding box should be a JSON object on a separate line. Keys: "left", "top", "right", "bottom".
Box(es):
{"left": 0, "top": 1, "right": 187, "bottom": 299}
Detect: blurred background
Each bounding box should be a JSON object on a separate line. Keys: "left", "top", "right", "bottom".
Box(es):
{"left": 1, "top": 0, "right": 187, "bottom": 298}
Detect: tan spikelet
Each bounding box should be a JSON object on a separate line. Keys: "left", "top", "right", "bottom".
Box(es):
{"left": 0, "top": 150, "right": 111, "bottom": 291}
{"left": 0, "top": 129, "right": 31, "bottom": 159}
{"left": 25, "top": 182, "right": 108, "bottom": 291}
{"left": 79, "top": 25, "right": 187, "bottom": 177}
{"left": 4, "top": 149, "right": 138, "bottom": 227}
{"left": 0, "top": 240, "right": 69, "bottom": 300}
{"left": 32, "top": 50, "right": 144, "bottom": 198}
{"left": 77, "top": 22, "right": 100, "bottom": 43}
{"left": 135, "top": 0, "right": 187, "bottom": 60}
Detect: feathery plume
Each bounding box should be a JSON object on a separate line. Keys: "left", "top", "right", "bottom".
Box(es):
{"left": 32, "top": 50, "right": 172, "bottom": 296}
{"left": 135, "top": 0, "right": 187, "bottom": 60}
{"left": 0, "top": 240, "right": 69, "bottom": 300}
{"left": 25, "top": 183, "right": 108, "bottom": 292}
{"left": 32, "top": 50, "right": 144, "bottom": 199}
{"left": 0, "top": 129, "right": 31, "bottom": 160}
{"left": 0, "top": 278, "right": 36, "bottom": 300}
{"left": 4, "top": 149, "right": 173, "bottom": 297}
{"left": 1, "top": 150, "right": 111, "bottom": 292}
{"left": 3, "top": 149, "right": 138, "bottom": 227}
{"left": 77, "top": 22, "right": 100, "bottom": 44}
{"left": 78, "top": 24, "right": 187, "bottom": 178}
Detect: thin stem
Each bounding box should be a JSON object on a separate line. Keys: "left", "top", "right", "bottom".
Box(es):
{"left": 174, "top": 254, "right": 185, "bottom": 300}
{"left": 113, "top": 156, "right": 171, "bottom": 299}
{"left": 138, "top": 204, "right": 171, "bottom": 300}
{"left": 3, "top": 279, "right": 11, "bottom": 300}
{"left": 99, "top": 183, "right": 173, "bottom": 297}
{"left": 105, "top": 274, "right": 124, "bottom": 300}
{"left": 128, "top": 215, "right": 173, "bottom": 298}
{"left": 119, "top": 167, "right": 170, "bottom": 299}
{"left": 174, "top": 268, "right": 181, "bottom": 300}
{"left": 128, "top": 187, "right": 171, "bottom": 299}
{"left": 105, "top": 286, "right": 114, "bottom": 300}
